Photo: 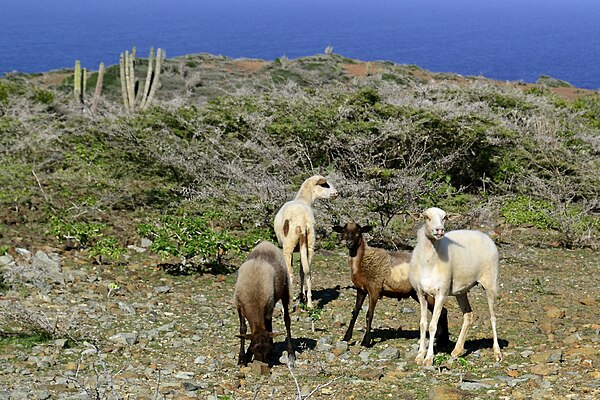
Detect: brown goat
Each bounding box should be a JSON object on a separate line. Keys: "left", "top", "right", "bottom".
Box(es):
{"left": 333, "top": 222, "right": 449, "bottom": 348}
{"left": 234, "top": 241, "right": 296, "bottom": 366}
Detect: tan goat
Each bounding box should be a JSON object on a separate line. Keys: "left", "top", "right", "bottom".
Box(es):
{"left": 273, "top": 175, "right": 338, "bottom": 308}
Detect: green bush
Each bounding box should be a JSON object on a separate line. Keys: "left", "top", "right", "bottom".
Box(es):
{"left": 32, "top": 89, "right": 54, "bottom": 105}
{"left": 137, "top": 213, "right": 270, "bottom": 269}
{"left": 49, "top": 217, "right": 125, "bottom": 261}
{"left": 501, "top": 196, "right": 556, "bottom": 229}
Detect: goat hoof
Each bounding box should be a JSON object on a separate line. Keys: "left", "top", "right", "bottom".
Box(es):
{"left": 423, "top": 356, "right": 434, "bottom": 366}
{"left": 451, "top": 349, "right": 464, "bottom": 359}
{"left": 414, "top": 354, "right": 425, "bottom": 365}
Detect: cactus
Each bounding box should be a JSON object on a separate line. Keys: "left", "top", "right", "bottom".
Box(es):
{"left": 120, "top": 47, "right": 164, "bottom": 112}
{"left": 73, "top": 60, "right": 88, "bottom": 103}
{"left": 74, "top": 60, "right": 82, "bottom": 102}
{"left": 91, "top": 62, "right": 105, "bottom": 114}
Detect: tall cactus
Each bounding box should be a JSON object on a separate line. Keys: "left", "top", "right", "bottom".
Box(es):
{"left": 91, "top": 62, "right": 105, "bottom": 114}
{"left": 119, "top": 47, "right": 165, "bottom": 112}
{"left": 74, "top": 60, "right": 83, "bottom": 102}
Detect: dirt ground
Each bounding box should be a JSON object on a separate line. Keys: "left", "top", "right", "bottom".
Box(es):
{"left": 1, "top": 230, "right": 599, "bottom": 399}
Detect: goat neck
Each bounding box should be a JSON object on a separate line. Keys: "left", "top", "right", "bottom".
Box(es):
{"left": 347, "top": 234, "right": 366, "bottom": 276}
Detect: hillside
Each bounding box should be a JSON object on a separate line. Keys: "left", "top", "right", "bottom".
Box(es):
{"left": 0, "top": 52, "right": 599, "bottom": 399}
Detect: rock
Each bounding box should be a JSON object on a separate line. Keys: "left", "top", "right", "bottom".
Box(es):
{"left": 140, "top": 238, "right": 153, "bottom": 248}
{"left": 358, "top": 350, "right": 372, "bottom": 363}
{"left": 194, "top": 356, "right": 207, "bottom": 365}
{"left": 564, "top": 346, "right": 598, "bottom": 358}
{"left": 16, "top": 248, "right": 31, "bottom": 258}
{"left": 334, "top": 341, "right": 349, "bottom": 352}
{"left": 174, "top": 371, "right": 195, "bottom": 379}
{"left": 460, "top": 381, "right": 492, "bottom": 391}
{"left": 530, "top": 350, "right": 562, "bottom": 363}
{"left": 520, "top": 350, "right": 534, "bottom": 358}
{"left": 316, "top": 337, "right": 333, "bottom": 352}
{"left": 544, "top": 306, "right": 565, "bottom": 319}
{"left": 431, "top": 385, "right": 471, "bottom": 399}
{"left": 537, "top": 321, "right": 553, "bottom": 334}
{"left": 378, "top": 347, "right": 400, "bottom": 359}
{"left": 117, "top": 301, "right": 136, "bottom": 315}
{"left": 182, "top": 381, "right": 200, "bottom": 391}
{"left": 563, "top": 332, "right": 582, "bottom": 345}
{"left": 32, "top": 251, "right": 61, "bottom": 273}
{"left": 579, "top": 296, "right": 598, "bottom": 306}
{"left": 109, "top": 332, "right": 139, "bottom": 346}
{"left": 530, "top": 364, "right": 558, "bottom": 376}
{"left": 154, "top": 285, "right": 171, "bottom": 294}
{"left": 0, "top": 254, "right": 14, "bottom": 266}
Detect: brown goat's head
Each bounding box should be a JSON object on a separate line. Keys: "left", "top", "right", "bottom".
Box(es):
{"left": 238, "top": 330, "right": 282, "bottom": 364}
{"left": 333, "top": 222, "right": 372, "bottom": 254}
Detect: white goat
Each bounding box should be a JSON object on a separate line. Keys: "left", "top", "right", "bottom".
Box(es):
{"left": 409, "top": 207, "right": 502, "bottom": 366}
{"left": 274, "top": 175, "right": 338, "bottom": 308}
{"left": 234, "top": 241, "right": 295, "bottom": 366}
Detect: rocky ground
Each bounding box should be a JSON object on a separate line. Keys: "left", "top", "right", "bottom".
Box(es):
{"left": 0, "top": 237, "right": 599, "bottom": 400}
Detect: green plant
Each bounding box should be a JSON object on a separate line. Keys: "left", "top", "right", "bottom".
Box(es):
{"left": 89, "top": 236, "right": 126, "bottom": 262}
{"left": 49, "top": 217, "right": 106, "bottom": 248}
{"left": 433, "top": 353, "right": 474, "bottom": 371}
{"left": 0, "top": 245, "right": 8, "bottom": 256}
{"left": 501, "top": 196, "right": 556, "bottom": 229}
{"left": 32, "top": 89, "right": 54, "bottom": 105}
{"left": 137, "top": 213, "right": 264, "bottom": 269}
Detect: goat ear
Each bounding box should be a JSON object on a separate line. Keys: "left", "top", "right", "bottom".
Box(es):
{"left": 236, "top": 334, "right": 253, "bottom": 340}
{"left": 361, "top": 225, "right": 373, "bottom": 233}
{"left": 269, "top": 331, "right": 284, "bottom": 338}
{"left": 332, "top": 225, "right": 344, "bottom": 233}
{"left": 315, "top": 177, "right": 327, "bottom": 185}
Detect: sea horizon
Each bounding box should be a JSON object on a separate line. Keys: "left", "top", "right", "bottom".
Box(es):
{"left": 1, "top": 0, "right": 599, "bottom": 90}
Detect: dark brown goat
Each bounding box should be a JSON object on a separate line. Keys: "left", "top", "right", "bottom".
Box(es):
{"left": 333, "top": 222, "right": 449, "bottom": 347}
{"left": 234, "top": 241, "right": 296, "bottom": 366}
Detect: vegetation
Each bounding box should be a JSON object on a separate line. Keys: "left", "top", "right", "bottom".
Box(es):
{"left": 0, "top": 52, "right": 598, "bottom": 272}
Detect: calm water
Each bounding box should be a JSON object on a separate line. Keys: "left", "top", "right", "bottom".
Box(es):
{"left": 1, "top": 0, "right": 599, "bottom": 89}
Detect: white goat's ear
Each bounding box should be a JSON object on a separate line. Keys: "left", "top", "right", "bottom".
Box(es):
{"left": 269, "top": 331, "right": 284, "bottom": 338}
{"left": 316, "top": 177, "right": 327, "bottom": 186}
{"left": 236, "top": 334, "right": 253, "bottom": 340}
{"left": 332, "top": 225, "right": 344, "bottom": 233}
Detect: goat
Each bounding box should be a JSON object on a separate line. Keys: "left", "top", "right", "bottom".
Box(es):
{"left": 234, "top": 241, "right": 295, "bottom": 366}
{"left": 274, "top": 175, "right": 338, "bottom": 308}
{"left": 409, "top": 207, "right": 502, "bottom": 366}
{"left": 333, "top": 222, "right": 449, "bottom": 347}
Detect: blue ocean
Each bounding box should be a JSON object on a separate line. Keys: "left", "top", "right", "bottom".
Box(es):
{"left": 1, "top": 0, "right": 599, "bottom": 89}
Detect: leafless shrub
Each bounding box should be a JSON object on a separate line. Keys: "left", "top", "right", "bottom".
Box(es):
{"left": 0, "top": 301, "right": 58, "bottom": 338}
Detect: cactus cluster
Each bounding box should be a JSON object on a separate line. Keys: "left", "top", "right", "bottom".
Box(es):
{"left": 119, "top": 47, "right": 164, "bottom": 112}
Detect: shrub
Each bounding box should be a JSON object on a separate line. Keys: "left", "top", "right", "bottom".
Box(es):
{"left": 32, "top": 89, "right": 54, "bottom": 105}
{"left": 49, "top": 217, "right": 125, "bottom": 261}
{"left": 137, "top": 213, "right": 270, "bottom": 270}
{"left": 501, "top": 196, "right": 556, "bottom": 229}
